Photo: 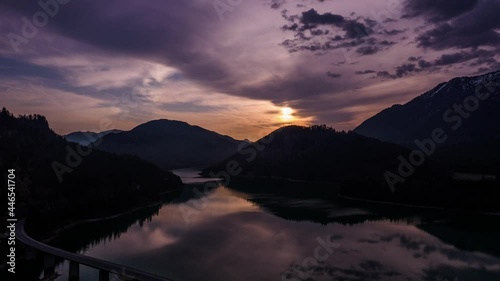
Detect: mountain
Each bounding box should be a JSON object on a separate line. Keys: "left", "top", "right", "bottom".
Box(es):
{"left": 65, "top": 129, "right": 122, "bottom": 145}
{"left": 94, "top": 119, "right": 245, "bottom": 170}
{"left": 204, "top": 125, "right": 500, "bottom": 212}
{"left": 204, "top": 125, "right": 442, "bottom": 195}
{"left": 205, "top": 125, "right": 409, "bottom": 182}
{"left": 0, "top": 108, "right": 182, "bottom": 228}
{"left": 355, "top": 70, "right": 500, "bottom": 147}
{"left": 355, "top": 70, "right": 500, "bottom": 174}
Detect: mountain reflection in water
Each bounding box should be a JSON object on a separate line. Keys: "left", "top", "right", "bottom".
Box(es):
{"left": 38, "top": 176, "right": 500, "bottom": 281}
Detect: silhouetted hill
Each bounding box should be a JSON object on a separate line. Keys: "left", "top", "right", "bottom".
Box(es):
{"left": 204, "top": 125, "right": 444, "bottom": 192}
{"left": 355, "top": 70, "right": 500, "bottom": 175}
{"left": 205, "top": 125, "right": 414, "bottom": 182}
{"left": 65, "top": 129, "right": 122, "bottom": 145}
{"left": 0, "top": 108, "right": 182, "bottom": 226}
{"left": 204, "top": 125, "right": 500, "bottom": 212}
{"left": 95, "top": 119, "right": 244, "bottom": 169}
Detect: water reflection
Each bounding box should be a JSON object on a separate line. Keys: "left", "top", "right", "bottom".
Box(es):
{"left": 40, "top": 178, "right": 500, "bottom": 281}
{"left": 173, "top": 168, "right": 222, "bottom": 184}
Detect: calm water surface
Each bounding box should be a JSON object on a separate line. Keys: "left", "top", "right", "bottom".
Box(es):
{"left": 45, "top": 171, "right": 500, "bottom": 281}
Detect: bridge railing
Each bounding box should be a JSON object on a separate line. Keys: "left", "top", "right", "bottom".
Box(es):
{"left": 16, "top": 219, "right": 174, "bottom": 281}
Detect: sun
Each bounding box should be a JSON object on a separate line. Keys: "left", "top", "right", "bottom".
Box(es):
{"left": 282, "top": 107, "right": 293, "bottom": 115}
{"left": 280, "top": 107, "right": 294, "bottom": 121}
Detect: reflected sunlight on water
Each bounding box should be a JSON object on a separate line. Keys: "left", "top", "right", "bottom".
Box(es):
{"left": 49, "top": 181, "right": 500, "bottom": 281}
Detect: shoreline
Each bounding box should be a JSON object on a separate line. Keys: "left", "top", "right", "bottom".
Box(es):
{"left": 0, "top": 189, "right": 182, "bottom": 272}
{"left": 20, "top": 170, "right": 213, "bottom": 246}
{"left": 38, "top": 187, "right": 184, "bottom": 244}
{"left": 206, "top": 174, "right": 500, "bottom": 217}
{"left": 220, "top": 174, "right": 337, "bottom": 185}
{"left": 338, "top": 194, "right": 500, "bottom": 217}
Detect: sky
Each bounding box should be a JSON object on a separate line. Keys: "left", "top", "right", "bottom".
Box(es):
{"left": 0, "top": 0, "right": 499, "bottom": 140}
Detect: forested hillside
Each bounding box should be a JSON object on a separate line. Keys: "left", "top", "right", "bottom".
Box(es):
{"left": 205, "top": 125, "right": 500, "bottom": 212}
{"left": 0, "top": 108, "right": 182, "bottom": 227}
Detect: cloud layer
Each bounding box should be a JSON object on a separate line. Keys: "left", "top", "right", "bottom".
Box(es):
{"left": 0, "top": 0, "right": 498, "bottom": 138}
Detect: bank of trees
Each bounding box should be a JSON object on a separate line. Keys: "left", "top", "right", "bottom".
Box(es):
{"left": 0, "top": 108, "right": 182, "bottom": 229}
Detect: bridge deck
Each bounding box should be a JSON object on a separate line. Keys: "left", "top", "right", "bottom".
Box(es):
{"left": 16, "top": 219, "right": 174, "bottom": 281}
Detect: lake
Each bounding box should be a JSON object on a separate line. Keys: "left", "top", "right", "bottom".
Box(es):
{"left": 40, "top": 170, "right": 500, "bottom": 281}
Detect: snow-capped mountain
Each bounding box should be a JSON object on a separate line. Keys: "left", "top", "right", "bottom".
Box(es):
{"left": 355, "top": 70, "right": 500, "bottom": 147}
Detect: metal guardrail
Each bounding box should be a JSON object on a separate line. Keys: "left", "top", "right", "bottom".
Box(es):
{"left": 16, "top": 219, "right": 174, "bottom": 281}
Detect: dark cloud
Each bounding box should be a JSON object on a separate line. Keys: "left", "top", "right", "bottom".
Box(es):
{"left": 379, "top": 40, "right": 396, "bottom": 46}
{"left": 408, "top": 56, "right": 421, "bottom": 62}
{"left": 434, "top": 49, "right": 496, "bottom": 66}
{"left": 281, "top": 9, "right": 301, "bottom": 22}
{"left": 415, "top": 0, "right": 500, "bottom": 50}
{"left": 356, "top": 46, "right": 380, "bottom": 56}
{"left": 355, "top": 70, "right": 376, "bottom": 75}
{"left": 364, "top": 18, "right": 377, "bottom": 28}
{"left": 418, "top": 59, "right": 433, "bottom": 68}
{"left": 470, "top": 57, "right": 500, "bottom": 73}
{"left": 0, "top": 57, "right": 62, "bottom": 80}
{"left": 471, "top": 56, "right": 497, "bottom": 66}
{"left": 294, "top": 31, "right": 312, "bottom": 41}
{"left": 376, "top": 64, "right": 420, "bottom": 79}
{"left": 270, "top": 0, "right": 286, "bottom": 9}
{"left": 377, "top": 71, "right": 393, "bottom": 79}
{"left": 326, "top": 71, "right": 341, "bottom": 78}
{"left": 281, "top": 23, "right": 299, "bottom": 31}
{"left": 0, "top": 0, "right": 237, "bottom": 90}
{"left": 357, "top": 238, "right": 378, "bottom": 244}
{"left": 403, "top": 0, "right": 479, "bottom": 22}
{"left": 301, "top": 9, "right": 344, "bottom": 25}
{"left": 476, "top": 67, "right": 491, "bottom": 74}
{"left": 342, "top": 19, "right": 372, "bottom": 39}
{"left": 236, "top": 70, "right": 351, "bottom": 102}
{"left": 384, "top": 29, "right": 406, "bottom": 36}
{"left": 387, "top": 0, "right": 500, "bottom": 80}
{"left": 310, "top": 29, "right": 329, "bottom": 36}
{"left": 377, "top": 48, "right": 497, "bottom": 80}
{"left": 267, "top": 0, "right": 329, "bottom": 10}
{"left": 280, "top": 37, "right": 370, "bottom": 53}
{"left": 281, "top": 8, "right": 373, "bottom": 47}
{"left": 395, "top": 63, "right": 419, "bottom": 77}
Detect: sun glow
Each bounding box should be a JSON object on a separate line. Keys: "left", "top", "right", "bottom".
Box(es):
{"left": 280, "top": 107, "right": 294, "bottom": 121}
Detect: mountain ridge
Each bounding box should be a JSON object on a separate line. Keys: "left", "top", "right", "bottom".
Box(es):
{"left": 95, "top": 119, "right": 245, "bottom": 170}
{"left": 355, "top": 70, "right": 500, "bottom": 146}
{"left": 65, "top": 129, "right": 123, "bottom": 145}
{"left": 0, "top": 107, "right": 182, "bottom": 228}
{"left": 204, "top": 124, "right": 499, "bottom": 212}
